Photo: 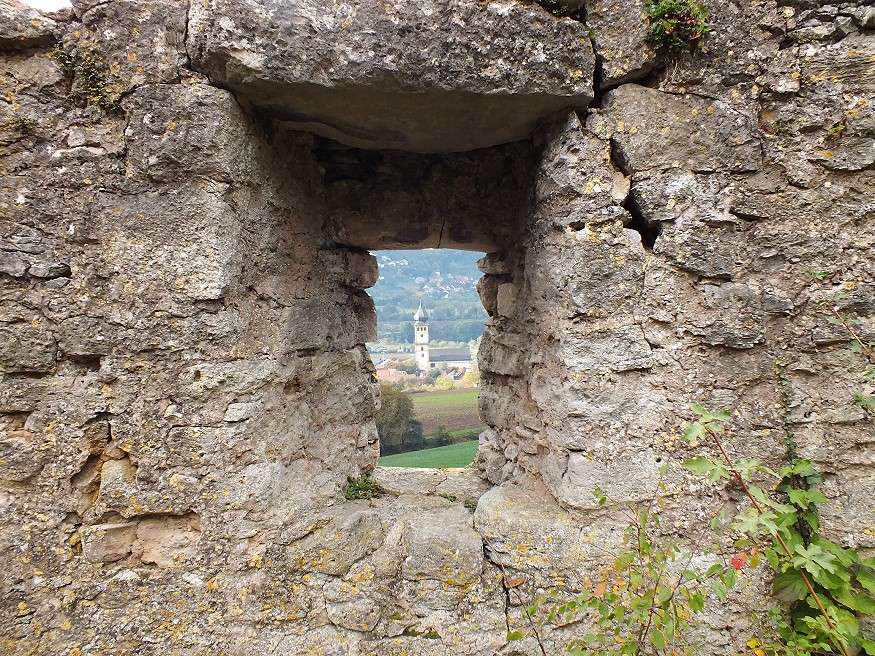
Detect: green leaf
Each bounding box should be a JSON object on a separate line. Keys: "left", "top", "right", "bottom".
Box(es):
{"left": 705, "top": 563, "right": 723, "bottom": 577}
{"left": 814, "top": 537, "right": 858, "bottom": 567}
{"left": 861, "top": 639, "right": 875, "bottom": 655}
{"left": 786, "top": 488, "right": 828, "bottom": 508}
{"left": 506, "top": 631, "right": 524, "bottom": 641}
{"left": 835, "top": 588, "right": 875, "bottom": 614}
{"left": 856, "top": 568, "right": 875, "bottom": 595}
{"left": 689, "top": 590, "right": 705, "bottom": 612}
{"left": 682, "top": 456, "right": 717, "bottom": 474}
{"left": 731, "top": 507, "right": 762, "bottom": 535}
{"left": 735, "top": 458, "right": 761, "bottom": 481}
{"left": 652, "top": 627, "right": 666, "bottom": 650}
{"left": 792, "top": 543, "right": 839, "bottom": 576}
{"left": 689, "top": 403, "right": 709, "bottom": 418}
{"left": 713, "top": 579, "right": 728, "bottom": 600}
{"left": 682, "top": 422, "right": 705, "bottom": 443}
{"left": 772, "top": 570, "right": 808, "bottom": 602}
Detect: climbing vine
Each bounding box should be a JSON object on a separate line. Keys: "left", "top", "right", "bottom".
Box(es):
{"left": 505, "top": 404, "right": 875, "bottom": 655}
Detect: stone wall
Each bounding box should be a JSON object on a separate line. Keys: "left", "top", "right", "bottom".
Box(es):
{"left": 1, "top": 0, "right": 873, "bottom": 654}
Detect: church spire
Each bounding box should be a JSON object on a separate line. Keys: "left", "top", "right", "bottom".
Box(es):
{"left": 413, "top": 299, "right": 429, "bottom": 323}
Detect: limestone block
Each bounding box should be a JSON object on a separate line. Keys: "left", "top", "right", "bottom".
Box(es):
{"left": 222, "top": 401, "right": 259, "bottom": 423}
{"left": 476, "top": 275, "right": 500, "bottom": 316}
{"left": 630, "top": 170, "right": 729, "bottom": 225}
{"left": 323, "top": 579, "right": 382, "bottom": 632}
{"left": 125, "top": 84, "right": 263, "bottom": 183}
{"left": 476, "top": 254, "right": 509, "bottom": 276}
{"left": 477, "top": 328, "right": 526, "bottom": 376}
{"left": 372, "top": 466, "right": 488, "bottom": 505}
{"left": 27, "top": 261, "right": 70, "bottom": 278}
{"left": 810, "top": 109, "right": 875, "bottom": 172}
{"left": 288, "top": 508, "right": 384, "bottom": 575}
{"left": 654, "top": 218, "right": 739, "bottom": 279}
{"left": 561, "top": 324, "right": 653, "bottom": 373}
{"left": 584, "top": 0, "right": 656, "bottom": 86}
{"left": 591, "top": 84, "right": 763, "bottom": 173}
{"left": 279, "top": 292, "right": 376, "bottom": 353}
{"left": 94, "top": 187, "right": 242, "bottom": 302}
{"left": 189, "top": 0, "right": 595, "bottom": 152}
{"left": 135, "top": 515, "right": 202, "bottom": 567}
{"left": 759, "top": 47, "right": 801, "bottom": 94}
{"left": 688, "top": 282, "right": 765, "bottom": 349}
{"left": 401, "top": 506, "right": 483, "bottom": 586}
{"left": 474, "top": 482, "right": 625, "bottom": 590}
{"left": 0, "top": 321, "right": 57, "bottom": 373}
{"left": 80, "top": 522, "right": 138, "bottom": 563}
{"left": 0, "top": 252, "right": 27, "bottom": 277}
{"left": 565, "top": 220, "right": 647, "bottom": 317}
{"left": 535, "top": 112, "right": 624, "bottom": 227}
{"left": 71, "top": 0, "right": 188, "bottom": 89}
{"left": 549, "top": 449, "right": 664, "bottom": 509}
{"left": 851, "top": 6, "right": 875, "bottom": 28}
{"left": 319, "top": 249, "right": 379, "bottom": 290}
{"left": 0, "top": 432, "right": 48, "bottom": 481}
{"left": 800, "top": 33, "right": 875, "bottom": 94}
{"left": 0, "top": 2, "right": 56, "bottom": 50}
{"left": 496, "top": 283, "right": 518, "bottom": 319}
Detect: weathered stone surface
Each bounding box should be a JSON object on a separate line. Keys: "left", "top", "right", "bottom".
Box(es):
{"left": 534, "top": 111, "right": 629, "bottom": 227}
{"left": 584, "top": 0, "right": 656, "bottom": 86}
{"left": 189, "top": 0, "right": 595, "bottom": 152}
{"left": 0, "top": 0, "right": 56, "bottom": 50}
{"left": 2, "top": 0, "right": 874, "bottom": 653}
{"left": 591, "top": 84, "right": 764, "bottom": 173}
{"left": 401, "top": 505, "right": 483, "bottom": 585}
{"left": 372, "top": 466, "right": 488, "bottom": 505}
{"left": 80, "top": 522, "right": 138, "bottom": 563}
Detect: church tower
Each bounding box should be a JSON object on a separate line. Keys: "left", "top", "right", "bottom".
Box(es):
{"left": 413, "top": 300, "right": 430, "bottom": 372}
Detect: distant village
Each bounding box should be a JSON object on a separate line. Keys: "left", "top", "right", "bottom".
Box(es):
{"left": 371, "top": 301, "right": 478, "bottom": 386}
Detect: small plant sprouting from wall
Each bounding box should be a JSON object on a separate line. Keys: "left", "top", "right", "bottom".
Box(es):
{"left": 51, "top": 43, "right": 123, "bottom": 112}
{"left": 344, "top": 474, "right": 384, "bottom": 500}
{"left": 644, "top": 0, "right": 711, "bottom": 53}
{"left": 532, "top": 0, "right": 585, "bottom": 20}
{"left": 8, "top": 113, "right": 36, "bottom": 135}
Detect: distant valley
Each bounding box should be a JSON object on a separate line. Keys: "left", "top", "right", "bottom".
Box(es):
{"left": 369, "top": 250, "right": 489, "bottom": 346}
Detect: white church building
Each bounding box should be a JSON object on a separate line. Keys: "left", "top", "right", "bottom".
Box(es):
{"left": 413, "top": 301, "right": 473, "bottom": 373}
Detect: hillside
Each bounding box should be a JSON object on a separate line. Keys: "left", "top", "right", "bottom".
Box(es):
{"left": 370, "top": 250, "right": 489, "bottom": 345}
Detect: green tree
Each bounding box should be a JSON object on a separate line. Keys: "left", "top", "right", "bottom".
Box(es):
{"left": 376, "top": 384, "right": 423, "bottom": 455}
{"left": 431, "top": 425, "right": 451, "bottom": 447}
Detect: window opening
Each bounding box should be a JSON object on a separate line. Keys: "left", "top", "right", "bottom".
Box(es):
{"left": 367, "top": 249, "right": 488, "bottom": 469}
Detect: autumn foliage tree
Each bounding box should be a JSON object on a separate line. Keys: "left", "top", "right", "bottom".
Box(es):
{"left": 376, "top": 384, "right": 423, "bottom": 455}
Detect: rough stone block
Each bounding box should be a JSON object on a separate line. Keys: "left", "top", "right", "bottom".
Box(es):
{"left": 135, "top": 515, "right": 202, "bottom": 567}
{"left": 189, "top": 0, "right": 595, "bottom": 152}
{"left": 584, "top": 0, "right": 656, "bottom": 86}
{"left": 288, "top": 508, "right": 384, "bottom": 576}
{"left": 592, "top": 84, "right": 763, "bottom": 173}
{"left": 401, "top": 506, "right": 483, "bottom": 585}
{"left": 94, "top": 187, "right": 242, "bottom": 302}
{"left": 80, "top": 522, "right": 138, "bottom": 563}
{"left": 125, "top": 84, "right": 262, "bottom": 183}
{"left": 0, "top": 2, "right": 56, "bottom": 49}
{"left": 549, "top": 449, "right": 664, "bottom": 510}
{"left": 535, "top": 112, "right": 625, "bottom": 227}
{"left": 0, "top": 322, "right": 57, "bottom": 373}
{"left": 561, "top": 324, "right": 653, "bottom": 373}
{"left": 72, "top": 0, "right": 188, "bottom": 89}
{"left": 0, "top": 433, "right": 47, "bottom": 481}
